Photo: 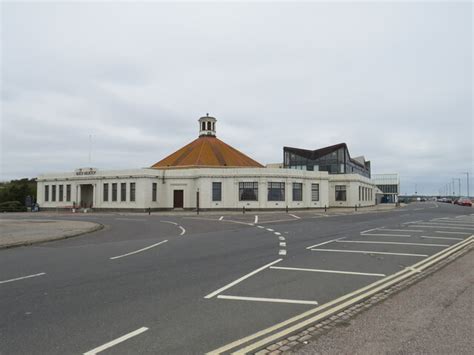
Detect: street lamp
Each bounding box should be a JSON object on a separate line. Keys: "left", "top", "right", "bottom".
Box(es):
{"left": 453, "top": 178, "right": 461, "bottom": 197}
{"left": 462, "top": 172, "right": 470, "bottom": 198}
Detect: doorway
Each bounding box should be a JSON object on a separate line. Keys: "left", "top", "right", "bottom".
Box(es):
{"left": 80, "top": 184, "right": 94, "bottom": 208}
{"left": 173, "top": 190, "right": 184, "bottom": 208}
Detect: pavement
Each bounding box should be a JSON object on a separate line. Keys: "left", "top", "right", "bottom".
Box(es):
{"left": 291, "top": 249, "right": 474, "bottom": 355}
{"left": 0, "top": 219, "right": 102, "bottom": 248}
{"left": 0, "top": 202, "right": 472, "bottom": 354}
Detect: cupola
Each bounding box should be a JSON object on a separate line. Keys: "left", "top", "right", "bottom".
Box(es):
{"left": 198, "top": 113, "right": 216, "bottom": 137}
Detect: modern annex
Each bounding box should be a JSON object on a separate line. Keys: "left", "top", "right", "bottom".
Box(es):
{"left": 36, "top": 115, "right": 377, "bottom": 211}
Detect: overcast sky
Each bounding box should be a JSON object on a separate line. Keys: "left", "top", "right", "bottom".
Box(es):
{"left": 1, "top": 1, "right": 472, "bottom": 195}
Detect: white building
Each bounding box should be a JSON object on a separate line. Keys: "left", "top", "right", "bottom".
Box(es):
{"left": 36, "top": 115, "right": 377, "bottom": 211}
{"left": 372, "top": 173, "right": 400, "bottom": 203}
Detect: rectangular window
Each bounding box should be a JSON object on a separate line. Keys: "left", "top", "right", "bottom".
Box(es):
{"left": 212, "top": 182, "right": 222, "bottom": 201}
{"left": 152, "top": 183, "right": 157, "bottom": 202}
{"left": 293, "top": 183, "right": 303, "bottom": 201}
{"left": 239, "top": 182, "right": 258, "bottom": 201}
{"left": 45, "top": 185, "right": 49, "bottom": 202}
{"left": 311, "top": 183, "right": 319, "bottom": 201}
{"left": 359, "top": 186, "right": 361, "bottom": 201}
{"left": 59, "top": 185, "right": 63, "bottom": 202}
{"left": 130, "top": 182, "right": 136, "bottom": 202}
{"left": 121, "top": 183, "right": 126, "bottom": 202}
{"left": 66, "top": 184, "right": 71, "bottom": 202}
{"left": 268, "top": 182, "right": 285, "bottom": 201}
{"left": 335, "top": 185, "right": 347, "bottom": 201}
{"left": 103, "top": 183, "right": 109, "bottom": 202}
{"left": 52, "top": 185, "right": 56, "bottom": 202}
{"left": 112, "top": 183, "right": 118, "bottom": 201}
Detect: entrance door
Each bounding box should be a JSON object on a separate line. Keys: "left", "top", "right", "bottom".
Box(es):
{"left": 173, "top": 190, "right": 184, "bottom": 208}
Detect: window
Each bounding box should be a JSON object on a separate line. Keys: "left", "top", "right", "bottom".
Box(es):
{"left": 121, "top": 183, "right": 126, "bottom": 202}
{"left": 112, "top": 183, "right": 117, "bottom": 201}
{"left": 268, "top": 182, "right": 285, "bottom": 201}
{"left": 335, "top": 185, "right": 346, "bottom": 201}
{"left": 239, "top": 182, "right": 258, "bottom": 201}
{"left": 66, "top": 184, "right": 71, "bottom": 202}
{"left": 212, "top": 182, "right": 222, "bottom": 201}
{"left": 52, "top": 185, "right": 56, "bottom": 202}
{"left": 152, "top": 183, "right": 157, "bottom": 202}
{"left": 103, "top": 183, "right": 109, "bottom": 202}
{"left": 202, "top": 122, "right": 205, "bottom": 131}
{"left": 59, "top": 185, "right": 63, "bottom": 202}
{"left": 130, "top": 183, "right": 136, "bottom": 202}
{"left": 207, "top": 121, "right": 212, "bottom": 130}
{"left": 311, "top": 183, "right": 319, "bottom": 201}
{"left": 359, "top": 186, "right": 361, "bottom": 201}
{"left": 45, "top": 185, "right": 49, "bottom": 202}
{"left": 293, "top": 183, "right": 303, "bottom": 201}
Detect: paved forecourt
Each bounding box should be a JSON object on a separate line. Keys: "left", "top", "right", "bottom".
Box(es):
{"left": 0, "top": 202, "right": 472, "bottom": 354}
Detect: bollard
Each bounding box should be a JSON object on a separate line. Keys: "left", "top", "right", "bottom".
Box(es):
{"left": 324, "top": 205, "right": 327, "bottom": 212}
{"left": 286, "top": 205, "right": 289, "bottom": 213}
{"left": 243, "top": 206, "right": 246, "bottom": 214}
{"left": 148, "top": 207, "right": 151, "bottom": 215}
{"left": 355, "top": 204, "right": 357, "bottom": 211}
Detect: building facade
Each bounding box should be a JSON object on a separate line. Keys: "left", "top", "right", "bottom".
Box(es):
{"left": 372, "top": 173, "right": 400, "bottom": 203}
{"left": 36, "top": 116, "right": 377, "bottom": 211}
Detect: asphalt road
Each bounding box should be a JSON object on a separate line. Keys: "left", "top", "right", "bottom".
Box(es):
{"left": 0, "top": 202, "right": 473, "bottom": 354}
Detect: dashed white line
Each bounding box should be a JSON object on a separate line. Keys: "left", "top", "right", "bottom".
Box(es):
{"left": 336, "top": 240, "right": 449, "bottom": 247}
{"left": 279, "top": 236, "right": 286, "bottom": 241}
{"left": 274, "top": 232, "right": 281, "bottom": 236}
{"left": 110, "top": 240, "right": 168, "bottom": 260}
{"left": 270, "top": 266, "right": 385, "bottom": 277}
{"left": 160, "top": 220, "right": 178, "bottom": 225}
{"left": 254, "top": 215, "right": 259, "bottom": 224}
{"left": 279, "top": 242, "right": 287, "bottom": 247}
{"left": 217, "top": 295, "right": 318, "bottom": 305}
{"left": 266, "top": 228, "right": 274, "bottom": 232}
{"left": 0, "top": 272, "right": 46, "bottom": 285}
{"left": 219, "top": 216, "right": 224, "bottom": 221}
{"left": 279, "top": 249, "right": 287, "bottom": 256}
{"left": 204, "top": 259, "right": 282, "bottom": 299}
{"left": 310, "top": 249, "right": 428, "bottom": 257}
{"left": 257, "top": 225, "right": 265, "bottom": 229}
{"left": 83, "top": 327, "right": 149, "bottom": 355}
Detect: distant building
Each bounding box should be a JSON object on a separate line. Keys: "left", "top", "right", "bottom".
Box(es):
{"left": 36, "top": 115, "right": 377, "bottom": 211}
{"left": 283, "top": 143, "right": 371, "bottom": 178}
{"left": 372, "top": 173, "right": 400, "bottom": 203}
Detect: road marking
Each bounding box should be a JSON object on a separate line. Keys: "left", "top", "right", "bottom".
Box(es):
{"left": 160, "top": 220, "right": 178, "bottom": 225}
{"left": 379, "top": 229, "right": 424, "bottom": 233}
{"left": 204, "top": 259, "right": 282, "bottom": 299}
{"left": 266, "top": 228, "right": 274, "bottom": 232}
{"left": 270, "top": 266, "right": 385, "bottom": 277}
{"left": 257, "top": 225, "right": 265, "bottom": 229}
{"left": 429, "top": 221, "right": 474, "bottom": 226}
{"left": 179, "top": 226, "right": 186, "bottom": 236}
{"left": 217, "top": 295, "right": 318, "bottom": 305}
{"left": 402, "top": 220, "right": 424, "bottom": 224}
{"left": 361, "top": 233, "right": 411, "bottom": 238}
{"left": 360, "top": 228, "right": 378, "bottom": 234}
{"left": 306, "top": 238, "right": 345, "bottom": 249}
{"left": 254, "top": 215, "right": 259, "bottom": 224}
{"left": 416, "top": 222, "right": 474, "bottom": 227}
{"left": 336, "top": 240, "right": 449, "bottom": 247}
{"left": 435, "top": 231, "right": 471, "bottom": 235}
{"left": 279, "top": 242, "right": 286, "bottom": 247}
{"left": 219, "top": 216, "right": 224, "bottom": 221}
{"left": 0, "top": 272, "right": 46, "bottom": 285}
{"left": 413, "top": 208, "right": 424, "bottom": 210}
{"left": 310, "top": 249, "right": 428, "bottom": 257}
{"left": 115, "top": 218, "right": 147, "bottom": 222}
{"left": 409, "top": 225, "right": 474, "bottom": 230}
{"left": 279, "top": 249, "right": 287, "bottom": 256}
{"left": 289, "top": 214, "right": 301, "bottom": 219}
{"left": 110, "top": 240, "right": 168, "bottom": 260}
{"left": 421, "top": 236, "right": 463, "bottom": 241}
{"left": 274, "top": 232, "right": 281, "bottom": 236}
{"left": 279, "top": 236, "right": 285, "bottom": 241}
{"left": 83, "top": 327, "right": 149, "bottom": 355}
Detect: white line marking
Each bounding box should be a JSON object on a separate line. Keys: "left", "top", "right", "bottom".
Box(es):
{"left": 361, "top": 233, "right": 411, "bottom": 238}
{"left": 217, "top": 295, "right": 318, "bottom": 305}
{"left": 279, "top": 249, "right": 287, "bottom": 256}
{"left": 204, "top": 259, "right": 282, "bottom": 299}
{"left": 435, "top": 231, "right": 471, "bottom": 235}
{"left": 257, "top": 225, "right": 265, "bottom": 229}
{"left": 179, "top": 226, "right": 186, "bottom": 236}
{"left": 274, "top": 232, "right": 281, "bottom": 236}
{"left": 379, "top": 229, "right": 424, "bottom": 233}
{"left": 455, "top": 215, "right": 468, "bottom": 218}
{"left": 266, "top": 228, "right": 274, "bottom": 232}
{"left": 110, "top": 240, "right": 168, "bottom": 260}
{"left": 289, "top": 214, "right": 301, "bottom": 220}
{"left": 254, "top": 215, "right": 258, "bottom": 224}
{"left": 336, "top": 240, "right": 449, "bottom": 247}
{"left": 160, "top": 220, "right": 178, "bottom": 225}
{"left": 279, "top": 242, "right": 287, "bottom": 247}
{"left": 415, "top": 222, "right": 474, "bottom": 228}
{"left": 409, "top": 225, "right": 474, "bottom": 230}
{"left": 0, "top": 272, "right": 46, "bottom": 285}
{"left": 421, "top": 236, "right": 463, "bottom": 241}
{"left": 306, "top": 238, "right": 345, "bottom": 250}
{"left": 360, "top": 228, "right": 378, "bottom": 234}
{"left": 279, "top": 236, "right": 285, "bottom": 241}
{"left": 270, "top": 266, "right": 385, "bottom": 277}
{"left": 219, "top": 216, "right": 224, "bottom": 221}
{"left": 83, "top": 327, "right": 149, "bottom": 355}
{"left": 402, "top": 220, "right": 424, "bottom": 224}
{"left": 310, "top": 249, "right": 428, "bottom": 257}
{"left": 429, "top": 221, "right": 474, "bottom": 226}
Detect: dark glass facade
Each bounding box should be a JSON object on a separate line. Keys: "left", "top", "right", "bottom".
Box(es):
{"left": 283, "top": 143, "right": 370, "bottom": 178}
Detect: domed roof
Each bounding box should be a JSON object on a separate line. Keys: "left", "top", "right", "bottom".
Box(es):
{"left": 151, "top": 136, "right": 263, "bottom": 169}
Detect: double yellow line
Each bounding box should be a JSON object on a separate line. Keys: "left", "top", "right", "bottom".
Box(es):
{"left": 208, "top": 235, "right": 473, "bottom": 354}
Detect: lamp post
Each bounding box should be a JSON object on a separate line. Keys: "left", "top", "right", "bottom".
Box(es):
{"left": 453, "top": 178, "right": 461, "bottom": 197}
{"left": 462, "top": 172, "right": 470, "bottom": 198}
